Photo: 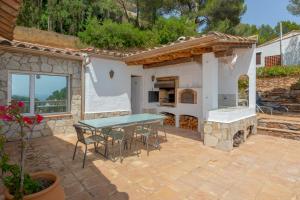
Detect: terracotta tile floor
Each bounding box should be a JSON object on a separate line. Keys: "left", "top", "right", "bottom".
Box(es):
{"left": 5, "top": 127, "right": 300, "bottom": 200}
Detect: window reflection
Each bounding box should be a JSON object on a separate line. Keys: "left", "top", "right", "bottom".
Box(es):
{"left": 11, "top": 74, "right": 30, "bottom": 113}
{"left": 34, "top": 75, "right": 68, "bottom": 114}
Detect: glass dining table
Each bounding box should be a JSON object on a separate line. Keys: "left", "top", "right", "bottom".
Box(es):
{"left": 78, "top": 113, "right": 165, "bottom": 157}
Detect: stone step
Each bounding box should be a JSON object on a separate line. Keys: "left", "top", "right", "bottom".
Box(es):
{"left": 258, "top": 126, "right": 300, "bottom": 140}
{"left": 258, "top": 118, "right": 300, "bottom": 131}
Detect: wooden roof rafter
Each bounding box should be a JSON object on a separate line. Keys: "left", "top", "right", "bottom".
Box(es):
{"left": 125, "top": 32, "right": 256, "bottom": 66}
{"left": 0, "top": 0, "right": 23, "bottom": 40}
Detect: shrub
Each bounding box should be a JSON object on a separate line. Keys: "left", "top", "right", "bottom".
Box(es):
{"left": 257, "top": 66, "right": 300, "bottom": 77}
{"left": 79, "top": 18, "right": 157, "bottom": 50}
{"left": 152, "top": 17, "right": 198, "bottom": 44}
{"left": 78, "top": 17, "right": 198, "bottom": 50}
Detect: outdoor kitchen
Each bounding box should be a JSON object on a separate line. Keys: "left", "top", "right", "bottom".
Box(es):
{"left": 154, "top": 76, "right": 178, "bottom": 107}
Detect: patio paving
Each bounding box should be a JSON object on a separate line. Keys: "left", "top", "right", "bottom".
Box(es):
{"left": 4, "top": 127, "right": 300, "bottom": 200}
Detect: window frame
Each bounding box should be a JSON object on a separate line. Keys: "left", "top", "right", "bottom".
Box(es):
{"left": 256, "top": 52, "right": 262, "bottom": 65}
{"left": 8, "top": 71, "right": 71, "bottom": 116}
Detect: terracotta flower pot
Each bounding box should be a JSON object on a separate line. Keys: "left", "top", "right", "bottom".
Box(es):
{"left": 4, "top": 171, "right": 65, "bottom": 200}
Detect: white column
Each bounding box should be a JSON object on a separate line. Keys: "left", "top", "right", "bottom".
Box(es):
{"left": 175, "top": 114, "right": 180, "bottom": 128}
{"left": 202, "top": 53, "right": 219, "bottom": 120}
{"left": 248, "top": 44, "right": 257, "bottom": 109}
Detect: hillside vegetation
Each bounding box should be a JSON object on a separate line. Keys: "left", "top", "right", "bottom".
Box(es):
{"left": 16, "top": 0, "right": 300, "bottom": 50}
{"left": 257, "top": 66, "right": 300, "bottom": 78}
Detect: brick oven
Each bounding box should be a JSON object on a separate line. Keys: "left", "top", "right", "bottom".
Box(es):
{"left": 179, "top": 89, "right": 197, "bottom": 104}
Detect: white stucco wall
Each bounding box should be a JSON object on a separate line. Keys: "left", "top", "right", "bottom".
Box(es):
{"left": 85, "top": 57, "right": 132, "bottom": 113}
{"left": 206, "top": 46, "right": 256, "bottom": 122}
{"left": 137, "top": 61, "right": 203, "bottom": 118}
{"left": 256, "top": 33, "right": 300, "bottom": 67}
{"left": 85, "top": 46, "right": 256, "bottom": 127}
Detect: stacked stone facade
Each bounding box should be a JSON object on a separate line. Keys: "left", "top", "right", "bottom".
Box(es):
{"left": 84, "top": 111, "right": 130, "bottom": 120}
{"left": 204, "top": 116, "right": 257, "bottom": 151}
{"left": 0, "top": 50, "right": 82, "bottom": 138}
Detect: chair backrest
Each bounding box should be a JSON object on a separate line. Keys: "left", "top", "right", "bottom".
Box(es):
{"left": 73, "top": 124, "right": 86, "bottom": 144}
{"left": 122, "top": 125, "right": 136, "bottom": 138}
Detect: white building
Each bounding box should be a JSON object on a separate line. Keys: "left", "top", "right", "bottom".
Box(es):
{"left": 0, "top": 30, "right": 257, "bottom": 151}
{"left": 84, "top": 32, "right": 257, "bottom": 151}
{"left": 256, "top": 30, "right": 300, "bottom": 67}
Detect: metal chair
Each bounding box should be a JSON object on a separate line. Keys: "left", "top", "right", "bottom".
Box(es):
{"left": 72, "top": 124, "right": 106, "bottom": 168}
{"left": 102, "top": 125, "right": 138, "bottom": 162}
{"left": 135, "top": 122, "right": 162, "bottom": 156}
{"left": 152, "top": 121, "right": 167, "bottom": 141}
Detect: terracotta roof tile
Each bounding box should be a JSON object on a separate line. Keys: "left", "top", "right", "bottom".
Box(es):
{"left": 0, "top": 31, "right": 257, "bottom": 61}
{"left": 0, "top": 37, "right": 82, "bottom": 58}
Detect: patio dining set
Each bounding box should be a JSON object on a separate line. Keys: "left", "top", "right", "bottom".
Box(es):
{"left": 72, "top": 114, "right": 167, "bottom": 168}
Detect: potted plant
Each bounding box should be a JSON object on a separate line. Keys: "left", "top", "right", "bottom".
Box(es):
{"left": 0, "top": 101, "right": 65, "bottom": 200}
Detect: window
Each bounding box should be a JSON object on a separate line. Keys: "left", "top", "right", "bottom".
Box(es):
{"left": 11, "top": 74, "right": 30, "bottom": 113}
{"left": 256, "top": 52, "right": 262, "bottom": 65}
{"left": 10, "top": 73, "right": 69, "bottom": 114}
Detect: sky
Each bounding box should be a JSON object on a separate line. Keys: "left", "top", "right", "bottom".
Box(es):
{"left": 12, "top": 74, "right": 67, "bottom": 100}
{"left": 242, "top": 0, "right": 299, "bottom": 27}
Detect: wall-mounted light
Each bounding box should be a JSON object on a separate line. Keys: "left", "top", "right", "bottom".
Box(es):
{"left": 151, "top": 75, "right": 155, "bottom": 82}
{"left": 109, "top": 70, "right": 114, "bottom": 79}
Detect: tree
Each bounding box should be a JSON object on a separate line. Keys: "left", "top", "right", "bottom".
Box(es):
{"left": 16, "top": 0, "right": 250, "bottom": 48}
{"left": 47, "top": 88, "right": 67, "bottom": 101}
{"left": 17, "top": 0, "right": 48, "bottom": 29}
{"left": 274, "top": 21, "right": 300, "bottom": 35}
{"left": 87, "top": 0, "right": 123, "bottom": 23}
{"left": 153, "top": 17, "right": 198, "bottom": 44}
{"left": 161, "top": 0, "right": 246, "bottom": 33}
{"left": 258, "top": 24, "right": 277, "bottom": 44}
{"left": 287, "top": 0, "right": 300, "bottom": 16}
{"left": 234, "top": 23, "right": 258, "bottom": 37}
{"left": 200, "top": 0, "right": 246, "bottom": 33}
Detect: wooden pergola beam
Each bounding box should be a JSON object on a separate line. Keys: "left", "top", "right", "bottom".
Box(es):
{"left": 1, "top": 0, "right": 21, "bottom": 10}
{"left": 0, "top": 16, "right": 14, "bottom": 28}
{"left": 125, "top": 36, "right": 218, "bottom": 63}
{"left": 214, "top": 49, "right": 234, "bottom": 58}
{"left": 191, "top": 47, "right": 212, "bottom": 55}
{"left": 0, "top": 29, "right": 13, "bottom": 41}
{"left": 143, "top": 57, "right": 193, "bottom": 69}
{"left": 212, "top": 45, "right": 229, "bottom": 52}
{"left": 0, "top": 21, "right": 14, "bottom": 33}
{"left": 0, "top": 10, "right": 17, "bottom": 22}
{"left": 0, "top": 2, "right": 20, "bottom": 17}
{"left": 0, "top": 0, "right": 23, "bottom": 40}
{"left": 125, "top": 33, "right": 255, "bottom": 66}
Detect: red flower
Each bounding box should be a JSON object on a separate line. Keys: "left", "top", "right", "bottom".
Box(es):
{"left": 1, "top": 114, "right": 13, "bottom": 122}
{"left": 36, "top": 115, "right": 43, "bottom": 123}
{"left": 18, "top": 101, "right": 25, "bottom": 108}
{"left": 0, "top": 105, "right": 6, "bottom": 112}
{"left": 23, "top": 116, "right": 33, "bottom": 125}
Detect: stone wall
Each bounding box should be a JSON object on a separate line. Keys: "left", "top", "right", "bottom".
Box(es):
{"left": 0, "top": 50, "right": 82, "bottom": 138}
{"left": 84, "top": 111, "right": 130, "bottom": 120}
{"left": 257, "top": 76, "right": 300, "bottom": 112}
{"left": 203, "top": 116, "right": 257, "bottom": 151}
{"left": 257, "top": 76, "right": 299, "bottom": 92}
